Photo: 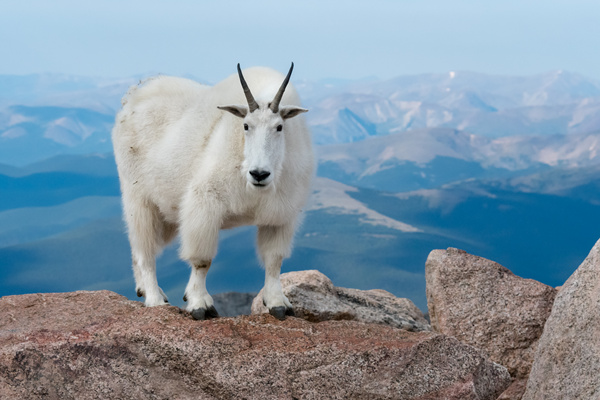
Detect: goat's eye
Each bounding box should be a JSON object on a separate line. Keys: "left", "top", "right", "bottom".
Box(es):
{"left": 276, "top": 125, "right": 283, "bottom": 132}
{"left": 244, "top": 123, "right": 249, "bottom": 131}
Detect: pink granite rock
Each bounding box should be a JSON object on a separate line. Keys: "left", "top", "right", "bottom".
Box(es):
{"left": 426, "top": 248, "right": 557, "bottom": 400}
{"left": 0, "top": 290, "right": 510, "bottom": 399}
{"left": 523, "top": 238, "right": 600, "bottom": 399}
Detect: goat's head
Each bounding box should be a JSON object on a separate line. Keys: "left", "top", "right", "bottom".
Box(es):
{"left": 218, "top": 63, "right": 307, "bottom": 189}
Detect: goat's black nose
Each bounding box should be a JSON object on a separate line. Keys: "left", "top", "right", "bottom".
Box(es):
{"left": 249, "top": 169, "right": 271, "bottom": 182}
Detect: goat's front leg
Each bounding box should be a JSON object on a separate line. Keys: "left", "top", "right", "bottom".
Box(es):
{"left": 257, "top": 223, "right": 296, "bottom": 320}
{"left": 179, "top": 190, "right": 222, "bottom": 320}
{"left": 183, "top": 261, "right": 218, "bottom": 320}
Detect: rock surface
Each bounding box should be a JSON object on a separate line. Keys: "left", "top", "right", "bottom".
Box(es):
{"left": 425, "top": 248, "right": 557, "bottom": 399}
{"left": 0, "top": 290, "right": 511, "bottom": 400}
{"left": 523, "top": 238, "right": 600, "bottom": 399}
{"left": 498, "top": 379, "right": 528, "bottom": 400}
{"left": 252, "top": 269, "right": 430, "bottom": 331}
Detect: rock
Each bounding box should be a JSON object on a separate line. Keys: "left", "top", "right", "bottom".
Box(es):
{"left": 251, "top": 269, "right": 430, "bottom": 331}
{"left": 425, "top": 248, "right": 557, "bottom": 399}
{"left": 0, "top": 290, "right": 511, "bottom": 399}
{"left": 212, "top": 291, "right": 256, "bottom": 317}
{"left": 523, "top": 238, "right": 600, "bottom": 399}
{"left": 498, "top": 379, "right": 528, "bottom": 400}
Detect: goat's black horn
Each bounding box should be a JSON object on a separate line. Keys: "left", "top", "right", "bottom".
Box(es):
{"left": 269, "top": 62, "right": 294, "bottom": 113}
{"left": 237, "top": 63, "right": 259, "bottom": 113}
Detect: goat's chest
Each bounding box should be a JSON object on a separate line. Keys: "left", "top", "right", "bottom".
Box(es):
{"left": 221, "top": 193, "right": 293, "bottom": 230}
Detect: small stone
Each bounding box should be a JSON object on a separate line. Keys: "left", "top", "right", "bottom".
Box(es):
{"left": 211, "top": 292, "right": 256, "bottom": 317}
{"left": 251, "top": 269, "right": 430, "bottom": 331}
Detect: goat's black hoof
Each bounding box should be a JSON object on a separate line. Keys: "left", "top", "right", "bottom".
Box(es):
{"left": 191, "top": 306, "right": 220, "bottom": 321}
{"left": 136, "top": 288, "right": 144, "bottom": 298}
{"left": 191, "top": 308, "right": 206, "bottom": 320}
{"left": 206, "top": 305, "right": 219, "bottom": 319}
{"left": 269, "top": 306, "right": 295, "bottom": 321}
{"left": 183, "top": 294, "right": 187, "bottom": 302}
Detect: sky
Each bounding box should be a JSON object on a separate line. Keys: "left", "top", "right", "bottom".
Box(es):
{"left": 1, "top": 0, "right": 599, "bottom": 83}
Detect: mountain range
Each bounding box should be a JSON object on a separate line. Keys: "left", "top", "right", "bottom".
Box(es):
{"left": 1, "top": 70, "right": 600, "bottom": 311}
{"left": 3, "top": 70, "right": 600, "bottom": 164}
{"left": 302, "top": 70, "right": 600, "bottom": 143}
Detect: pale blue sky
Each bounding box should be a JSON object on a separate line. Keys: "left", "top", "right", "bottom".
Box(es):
{"left": 1, "top": 0, "right": 599, "bottom": 82}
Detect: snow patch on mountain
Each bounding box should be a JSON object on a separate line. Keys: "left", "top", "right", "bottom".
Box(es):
{"left": 394, "top": 186, "right": 497, "bottom": 214}
{"left": 308, "top": 178, "right": 420, "bottom": 232}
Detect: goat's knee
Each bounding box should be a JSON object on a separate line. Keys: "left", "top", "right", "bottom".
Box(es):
{"left": 257, "top": 224, "right": 295, "bottom": 263}
{"left": 179, "top": 200, "right": 222, "bottom": 264}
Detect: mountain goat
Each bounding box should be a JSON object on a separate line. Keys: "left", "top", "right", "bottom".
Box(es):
{"left": 112, "top": 63, "right": 314, "bottom": 320}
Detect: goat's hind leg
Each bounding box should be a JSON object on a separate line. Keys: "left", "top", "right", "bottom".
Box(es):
{"left": 123, "top": 191, "right": 169, "bottom": 307}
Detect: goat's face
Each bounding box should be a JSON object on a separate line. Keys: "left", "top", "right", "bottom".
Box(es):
{"left": 218, "top": 63, "right": 307, "bottom": 189}
{"left": 218, "top": 104, "right": 307, "bottom": 189}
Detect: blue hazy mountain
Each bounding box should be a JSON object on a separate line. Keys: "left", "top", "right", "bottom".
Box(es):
{"left": 0, "top": 73, "right": 104, "bottom": 104}
{"left": 0, "top": 105, "right": 115, "bottom": 166}
{"left": 305, "top": 70, "right": 600, "bottom": 144}
{"left": 1, "top": 153, "right": 117, "bottom": 178}
{"left": 0, "top": 196, "right": 121, "bottom": 247}
{"left": 0, "top": 171, "right": 119, "bottom": 211}
{"left": 315, "top": 127, "right": 600, "bottom": 193}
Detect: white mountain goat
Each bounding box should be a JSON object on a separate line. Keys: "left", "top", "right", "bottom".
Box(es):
{"left": 112, "top": 63, "right": 314, "bottom": 320}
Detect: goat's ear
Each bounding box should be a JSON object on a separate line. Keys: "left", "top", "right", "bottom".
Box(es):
{"left": 218, "top": 105, "right": 248, "bottom": 118}
{"left": 279, "top": 105, "right": 308, "bottom": 120}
